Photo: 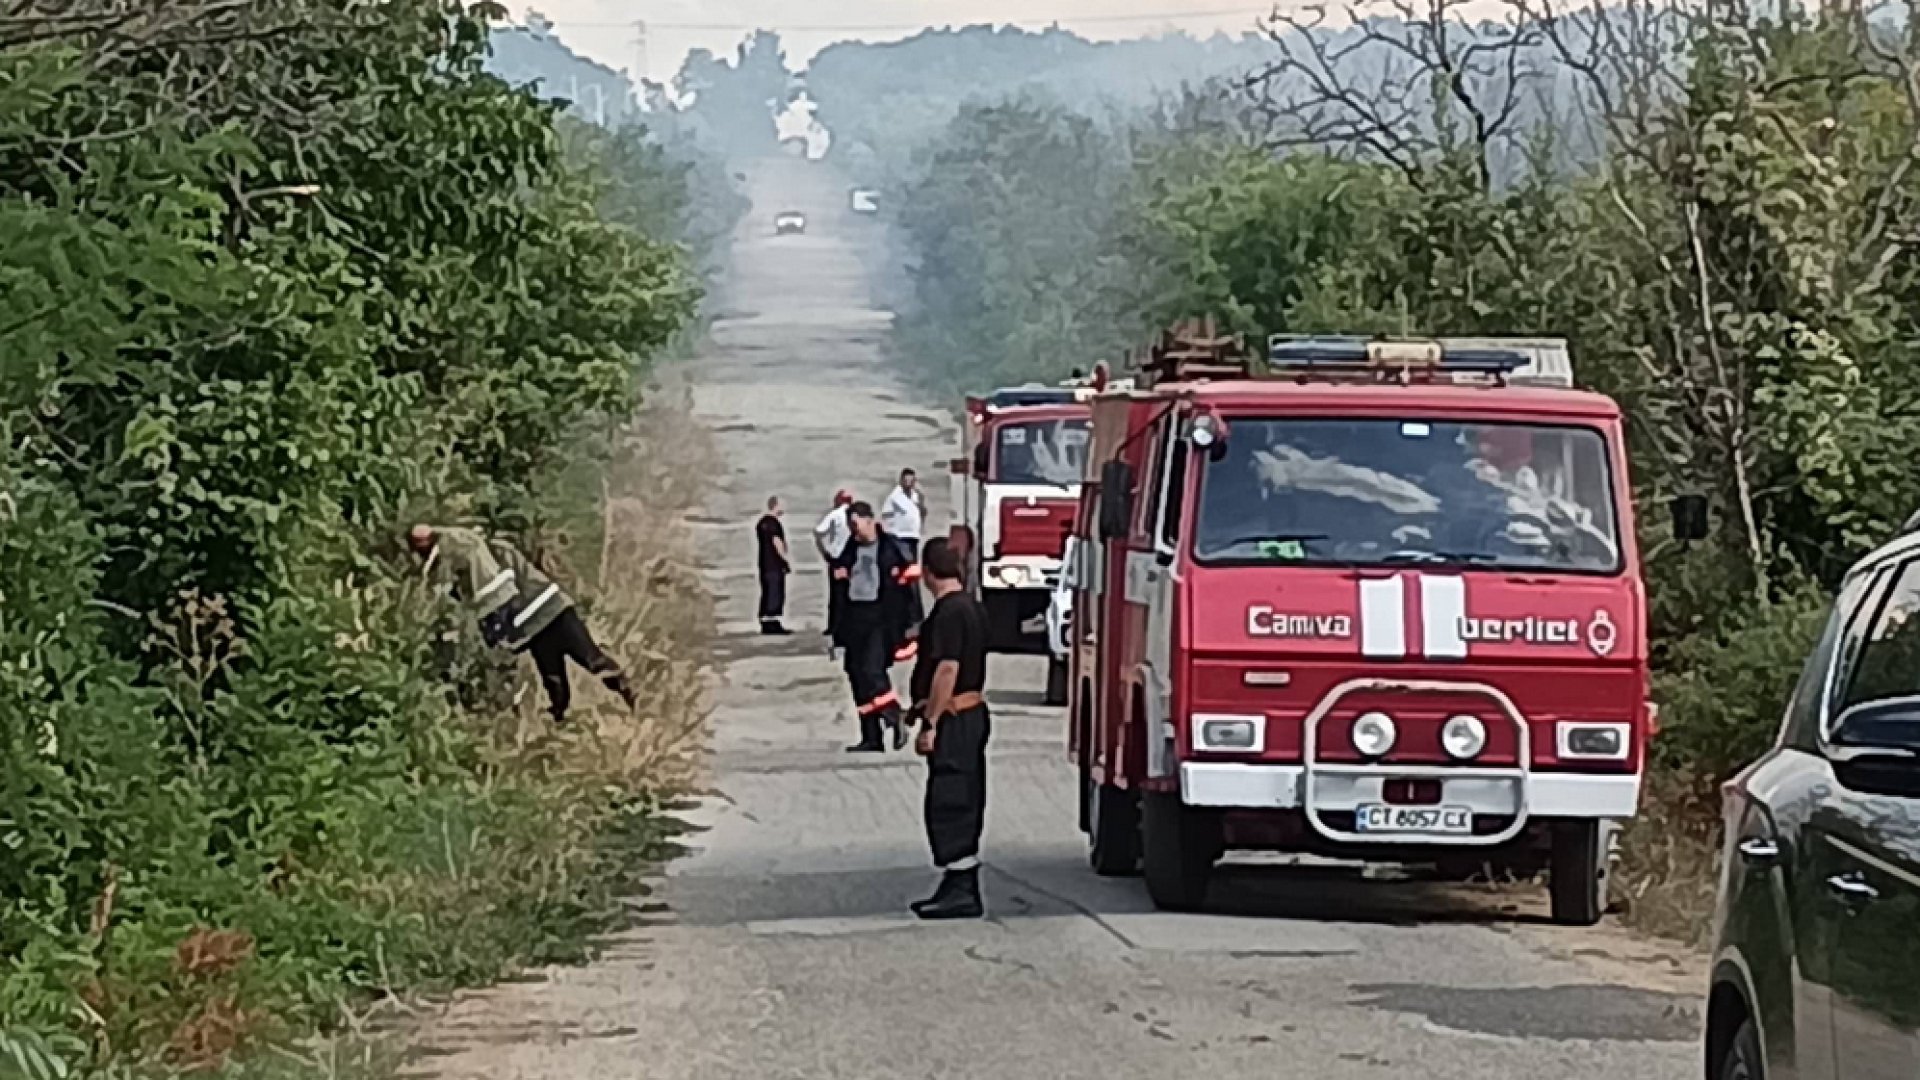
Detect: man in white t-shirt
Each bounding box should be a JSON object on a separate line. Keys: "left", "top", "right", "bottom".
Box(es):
{"left": 881, "top": 468, "right": 925, "bottom": 559}
{"left": 814, "top": 489, "right": 855, "bottom": 633}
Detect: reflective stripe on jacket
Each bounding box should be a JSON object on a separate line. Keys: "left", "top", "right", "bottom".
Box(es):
{"left": 487, "top": 539, "right": 574, "bottom": 645}
{"left": 425, "top": 527, "right": 575, "bottom": 647}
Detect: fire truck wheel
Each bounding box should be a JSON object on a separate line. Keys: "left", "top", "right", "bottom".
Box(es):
{"left": 1141, "top": 794, "right": 1219, "bottom": 912}
{"left": 1044, "top": 658, "right": 1068, "bottom": 706}
{"left": 1549, "top": 820, "right": 1610, "bottom": 926}
{"left": 1087, "top": 780, "right": 1140, "bottom": 876}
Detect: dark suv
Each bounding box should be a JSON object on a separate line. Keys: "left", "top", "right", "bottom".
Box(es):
{"left": 1707, "top": 535, "right": 1920, "bottom": 1080}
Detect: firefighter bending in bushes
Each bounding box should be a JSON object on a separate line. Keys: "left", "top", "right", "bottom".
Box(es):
{"left": 827, "top": 501, "right": 924, "bottom": 753}
{"left": 410, "top": 524, "right": 637, "bottom": 724}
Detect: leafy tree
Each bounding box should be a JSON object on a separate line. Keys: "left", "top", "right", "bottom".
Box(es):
{"left": 676, "top": 30, "right": 792, "bottom": 158}
{"left": 0, "top": 0, "right": 708, "bottom": 1066}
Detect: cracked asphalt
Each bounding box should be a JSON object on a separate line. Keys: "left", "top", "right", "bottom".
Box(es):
{"left": 419, "top": 155, "right": 1707, "bottom": 1080}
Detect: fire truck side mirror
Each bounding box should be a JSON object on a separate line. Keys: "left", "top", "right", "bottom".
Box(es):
{"left": 1669, "top": 493, "right": 1710, "bottom": 543}
{"left": 1098, "top": 460, "right": 1135, "bottom": 541}
{"left": 972, "top": 442, "right": 990, "bottom": 478}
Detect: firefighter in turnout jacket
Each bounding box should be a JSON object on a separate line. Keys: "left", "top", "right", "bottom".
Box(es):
{"left": 410, "top": 524, "right": 637, "bottom": 723}
{"left": 827, "top": 502, "right": 924, "bottom": 752}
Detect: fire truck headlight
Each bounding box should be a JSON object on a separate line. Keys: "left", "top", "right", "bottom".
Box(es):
{"left": 1441, "top": 714, "right": 1488, "bottom": 760}
{"left": 990, "top": 565, "right": 1028, "bottom": 587}
{"left": 1559, "top": 722, "right": 1630, "bottom": 761}
{"left": 1350, "top": 712, "right": 1398, "bottom": 758}
{"left": 1194, "top": 713, "right": 1264, "bottom": 753}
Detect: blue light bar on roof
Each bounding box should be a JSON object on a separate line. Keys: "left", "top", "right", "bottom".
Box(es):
{"left": 1268, "top": 335, "right": 1529, "bottom": 375}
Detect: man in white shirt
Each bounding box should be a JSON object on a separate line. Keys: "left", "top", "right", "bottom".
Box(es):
{"left": 814, "top": 489, "right": 855, "bottom": 632}
{"left": 881, "top": 468, "right": 926, "bottom": 559}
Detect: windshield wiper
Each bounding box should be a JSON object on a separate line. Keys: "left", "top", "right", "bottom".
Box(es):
{"left": 1381, "top": 550, "right": 1502, "bottom": 567}
{"left": 1209, "top": 533, "right": 1327, "bottom": 550}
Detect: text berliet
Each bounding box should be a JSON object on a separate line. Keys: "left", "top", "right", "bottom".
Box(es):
{"left": 1457, "top": 615, "right": 1582, "bottom": 645}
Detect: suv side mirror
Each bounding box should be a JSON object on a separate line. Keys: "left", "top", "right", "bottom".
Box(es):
{"left": 972, "top": 442, "right": 990, "bottom": 479}
{"left": 1670, "top": 494, "right": 1710, "bottom": 543}
{"left": 1098, "top": 461, "right": 1134, "bottom": 541}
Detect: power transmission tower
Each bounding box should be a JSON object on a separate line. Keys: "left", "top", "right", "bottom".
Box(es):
{"left": 632, "top": 19, "right": 650, "bottom": 83}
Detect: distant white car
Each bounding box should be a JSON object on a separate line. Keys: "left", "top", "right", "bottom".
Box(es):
{"left": 1046, "top": 543, "right": 1074, "bottom": 659}
{"left": 774, "top": 211, "right": 807, "bottom": 236}
{"left": 850, "top": 188, "right": 881, "bottom": 215}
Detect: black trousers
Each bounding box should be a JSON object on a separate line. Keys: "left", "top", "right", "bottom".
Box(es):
{"left": 758, "top": 568, "right": 786, "bottom": 622}
{"left": 526, "top": 608, "right": 630, "bottom": 721}
{"left": 842, "top": 614, "right": 901, "bottom": 746}
{"left": 925, "top": 704, "right": 991, "bottom": 867}
{"left": 897, "top": 538, "right": 920, "bottom": 561}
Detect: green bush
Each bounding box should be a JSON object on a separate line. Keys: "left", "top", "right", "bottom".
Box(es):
{"left": 1650, "top": 585, "right": 1833, "bottom": 783}
{"left": 0, "top": 2, "right": 719, "bottom": 1072}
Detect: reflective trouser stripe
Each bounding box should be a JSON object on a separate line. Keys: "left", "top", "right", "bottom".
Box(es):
{"left": 858, "top": 690, "right": 900, "bottom": 716}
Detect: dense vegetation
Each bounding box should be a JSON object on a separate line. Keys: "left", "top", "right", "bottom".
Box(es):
{"left": 828, "top": 6, "right": 1920, "bottom": 916}
{"left": 0, "top": 1, "right": 741, "bottom": 1073}
{"left": 807, "top": 26, "right": 1270, "bottom": 187}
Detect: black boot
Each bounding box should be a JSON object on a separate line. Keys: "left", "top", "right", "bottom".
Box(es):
{"left": 912, "top": 866, "right": 984, "bottom": 920}
{"left": 886, "top": 707, "right": 908, "bottom": 751}
{"left": 846, "top": 711, "right": 885, "bottom": 753}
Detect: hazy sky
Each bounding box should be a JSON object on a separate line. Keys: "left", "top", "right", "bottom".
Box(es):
{"left": 521, "top": 1, "right": 1275, "bottom": 80}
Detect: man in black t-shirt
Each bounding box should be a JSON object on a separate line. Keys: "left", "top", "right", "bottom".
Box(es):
{"left": 909, "top": 537, "right": 991, "bottom": 920}
{"left": 754, "top": 496, "right": 791, "bottom": 636}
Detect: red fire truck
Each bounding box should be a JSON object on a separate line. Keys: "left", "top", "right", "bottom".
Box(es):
{"left": 1065, "top": 327, "right": 1659, "bottom": 925}
{"left": 950, "top": 385, "right": 1095, "bottom": 703}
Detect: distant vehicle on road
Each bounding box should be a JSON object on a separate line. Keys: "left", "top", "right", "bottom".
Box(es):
{"left": 1068, "top": 326, "right": 1670, "bottom": 923}
{"left": 948, "top": 383, "right": 1094, "bottom": 706}
{"left": 774, "top": 211, "right": 807, "bottom": 236}
{"left": 850, "top": 188, "right": 881, "bottom": 215}
{"left": 1705, "top": 529, "right": 1920, "bottom": 1080}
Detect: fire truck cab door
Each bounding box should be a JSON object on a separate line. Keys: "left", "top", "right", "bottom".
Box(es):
{"left": 1132, "top": 419, "right": 1187, "bottom": 780}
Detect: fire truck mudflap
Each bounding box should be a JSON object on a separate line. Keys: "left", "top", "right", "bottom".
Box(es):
{"left": 1067, "top": 325, "right": 1650, "bottom": 925}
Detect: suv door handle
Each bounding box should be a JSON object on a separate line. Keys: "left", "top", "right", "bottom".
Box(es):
{"left": 1826, "top": 873, "right": 1881, "bottom": 903}
{"left": 1738, "top": 838, "right": 1780, "bottom": 863}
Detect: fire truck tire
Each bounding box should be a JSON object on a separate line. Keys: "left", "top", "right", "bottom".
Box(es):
{"left": 1549, "top": 820, "right": 1609, "bottom": 926}
{"left": 1087, "top": 781, "right": 1140, "bottom": 876}
{"left": 1044, "top": 657, "right": 1068, "bottom": 706}
{"left": 1141, "top": 794, "right": 1219, "bottom": 912}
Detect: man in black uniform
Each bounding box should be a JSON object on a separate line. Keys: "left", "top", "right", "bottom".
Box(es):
{"left": 828, "top": 502, "right": 922, "bottom": 753}
{"left": 754, "top": 496, "right": 791, "bottom": 635}
{"left": 909, "top": 537, "right": 991, "bottom": 920}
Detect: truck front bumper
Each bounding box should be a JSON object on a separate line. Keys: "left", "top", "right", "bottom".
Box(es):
{"left": 1179, "top": 763, "right": 1640, "bottom": 819}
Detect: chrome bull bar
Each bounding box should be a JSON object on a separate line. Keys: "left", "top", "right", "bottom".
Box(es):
{"left": 1300, "top": 677, "right": 1533, "bottom": 847}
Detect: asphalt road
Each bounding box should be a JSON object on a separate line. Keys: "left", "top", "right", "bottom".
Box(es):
{"left": 421, "top": 155, "right": 1706, "bottom": 1080}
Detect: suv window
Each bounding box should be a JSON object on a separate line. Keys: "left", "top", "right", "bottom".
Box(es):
{"left": 1837, "top": 557, "right": 1920, "bottom": 718}
{"left": 1781, "top": 569, "right": 1881, "bottom": 749}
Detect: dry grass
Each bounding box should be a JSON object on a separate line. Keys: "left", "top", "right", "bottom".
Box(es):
{"left": 1612, "top": 767, "right": 1724, "bottom": 948}
{"left": 515, "top": 386, "right": 719, "bottom": 797}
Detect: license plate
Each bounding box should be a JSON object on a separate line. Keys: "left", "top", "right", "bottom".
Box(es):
{"left": 1354, "top": 804, "right": 1473, "bottom": 835}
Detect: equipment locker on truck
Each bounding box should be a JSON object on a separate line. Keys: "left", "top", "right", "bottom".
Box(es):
{"left": 1066, "top": 324, "right": 1660, "bottom": 924}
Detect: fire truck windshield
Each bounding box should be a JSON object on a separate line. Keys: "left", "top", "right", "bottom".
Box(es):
{"left": 1192, "top": 418, "right": 1622, "bottom": 573}
{"left": 994, "top": 418, "right": 1089, "bottom": 486}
